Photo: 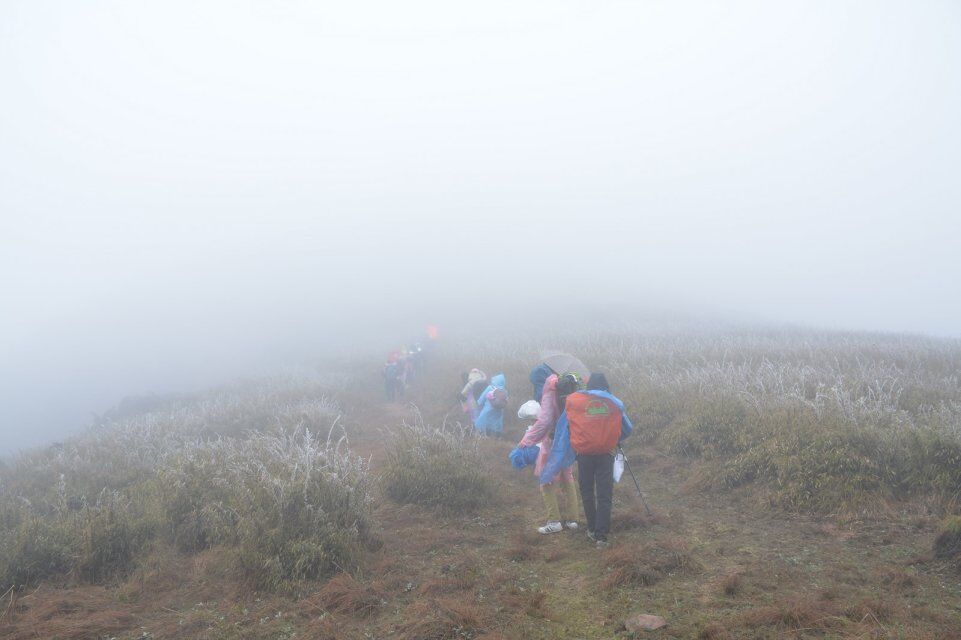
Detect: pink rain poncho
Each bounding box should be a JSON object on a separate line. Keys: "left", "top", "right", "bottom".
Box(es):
{"left": 518, "top": 374, "right": 575, "bottom": 484}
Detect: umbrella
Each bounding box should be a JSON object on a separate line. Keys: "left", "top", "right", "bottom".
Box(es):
{"left": 539, "top": 350, "right": 590, "bottom": 380}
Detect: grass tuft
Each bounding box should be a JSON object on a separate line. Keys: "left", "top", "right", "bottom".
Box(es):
{"left": 600, "top": 537, "right": 697, "bottom": 589}
{"left": 719, "top": 572, "right": 743, "bottom": 596}
{"left": 381, "top": 417, "right": 496, "bottom": 513}
{"left": 315, "top": 573, "right": 385, "bottom": 616}
{"left": 933, "top": 515, "right": 961, "bottom": 563}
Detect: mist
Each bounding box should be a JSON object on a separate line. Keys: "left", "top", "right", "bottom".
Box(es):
{"left": 2, "top": 0, "right": 960, "bottom": 452}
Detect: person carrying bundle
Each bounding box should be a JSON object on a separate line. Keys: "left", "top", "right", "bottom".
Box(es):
{"left": 459, "top": 368, "right": 488, "bottom": 422}
{"left": 474, "top": 373, "right": 508, "bottom": 436}
{"left": 514, "top": 372, "right": 583, "bottom": 534}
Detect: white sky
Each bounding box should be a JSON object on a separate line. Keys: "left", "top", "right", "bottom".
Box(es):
{"left": 2, "top": 0, "right": 960, "bottom": 450}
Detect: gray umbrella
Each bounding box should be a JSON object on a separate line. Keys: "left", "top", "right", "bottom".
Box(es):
{"left": 539, "top": 350, "right": 590, "bottom": 380}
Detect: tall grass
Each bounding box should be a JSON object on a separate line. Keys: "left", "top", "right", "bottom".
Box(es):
{"left": 381, "top": 413, "right": 497, "bottom": 513}
{"left": 0, "top": 373, "right": 377, "bottom": 592}
{"left": 440, "top": 322, "right": 961, "bottom": 512}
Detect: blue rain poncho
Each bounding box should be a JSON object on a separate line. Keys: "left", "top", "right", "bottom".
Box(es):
{"left": 508, "top": 445, "right": 540, "bottom": 470}
{"left": 474, "top": 373, "right": 507, "bottom": 434}
{"left": 538, "top": 389, "right": 633, "bottom": 484}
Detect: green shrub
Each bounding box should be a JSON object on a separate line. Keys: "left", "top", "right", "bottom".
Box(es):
{"left": 158, "top": 454, "right": 240, "bottom": 552}
{"left": 933, "top": 516, "right": 961, "bottom": 562}
{"left": 0, "top": 514, "right": 75, "bottom": 588}
{"left": 76, "top": 491, "right": 147, "bottom": 582}
{"left": 381, "top": 419, "right": 496, "bottom": 513}
{"left": 0, "top": 490, "right": 149, "bottom": 589}
{"left": 230, "top": 433, "right": 379, "bottom": 591}
{"left": 662, "top": 395, "right": 750, "bottom": 458}
{"left": 160, "top": 431, "right": 379, "bottom": 592}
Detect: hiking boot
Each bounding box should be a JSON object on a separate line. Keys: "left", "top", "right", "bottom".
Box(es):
{"left": 595, "top": 539, "right": 610, "bottom": 550}
{"left": 565, "top": 521, "right": 578, "bottom": 530}
{"left": 538, "top": 522, "right": 563, "bottom": 534}
{"left": 587, "top": 530, "right": 596, "bottom": 542}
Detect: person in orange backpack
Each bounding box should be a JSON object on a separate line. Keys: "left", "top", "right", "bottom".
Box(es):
{"left": 566, "top": 372, "right": 633, "bottom": 548}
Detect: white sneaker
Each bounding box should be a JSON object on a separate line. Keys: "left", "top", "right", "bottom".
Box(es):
{"left": 538, "top": 522, "right": 563, "bottom": 534}
{"left": 565, "top": 522, "right": 578, "bottom": 530}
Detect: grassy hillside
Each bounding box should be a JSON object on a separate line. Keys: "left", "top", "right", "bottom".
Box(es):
{"left": 2, "top": 323, "right": 961, "bottom": 638}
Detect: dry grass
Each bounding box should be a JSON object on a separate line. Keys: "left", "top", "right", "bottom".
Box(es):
{"left": 741, "top": 594, "right": 846, "bottom": 632}
{"left": 499, "top": 582, "right": 549, "bottom": 618}
{"left": 600, "top": 537, "right": 698, "bottom": 589}
{"left": 505, "top": 530, "right": 539, "bottom": 562}
{"left": 395, "top": 598, "right": 489, "bottom": 640}
{"left": 697, "top": 621, "right": 732, "bottom": 640}
{"left": 313, "top": 573, "right": 385, "bottom": 617}
{"left": 419, "top": 575, "right": 473, "bottom": 595}
{"left": 933, "top": 515, "right": 961, "bottom": 562}
{"left": 877, "top": 567, "right": 917, "bottom": 591}
{"left": 718, "top": 572, "right": 743, "bottom": 596}
{"left": 844, "top": 596, "right": 898, "bottom": 624}
{"left": 610, "top": 509, "right": 663, "bottom": 531}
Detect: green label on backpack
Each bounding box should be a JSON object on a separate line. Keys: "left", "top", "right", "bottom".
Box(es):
{"left": 586, "top": 401, "right": 611, "bottom": 416}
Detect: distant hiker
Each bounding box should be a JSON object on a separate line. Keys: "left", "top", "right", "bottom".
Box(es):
{"left": 474, "top": 373, "right": 508, "bottom": 436}
{"left": 459, "top": 368, "right": 488, "bottom": 422}
{"left": 529, "top": 362, "right": 554, "bottom": 403}
{"left": 516, "top": 372, "right": 583, "bottom": 534}
{"left": 567, "top": 372, "right": 633, "bottom": 548}
{"left": 408, "top": 342, "right": 425, "bottom": 374}
{"left": 383, "top": 360, "right": 401, "bottom": 401}
{"left": 398, "top": 350, "right": 415, "bottom": 388}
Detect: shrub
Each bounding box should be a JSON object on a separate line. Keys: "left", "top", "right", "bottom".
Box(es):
{"left": 0, "top": 372, "right": 368, "bottom": 592}
{"left": 933, "top": 516, "right": 961, "bottom": 562}
{"left": 0, "top": 513, "right": 75, "bottom": 588}
{"left": 381, "top": 418, "right": 496, "bottom": 513}
{"left": 162, "top": 430, "right": 379, "bottom": 592}
{"left": 662, "top": 394, "right": 750, "bottom": 458}
{"left": 0, "top": 489, "right": 149, "bottom": 589}
{"left": 76, "top": 490, "right": 148, "bottom": 583}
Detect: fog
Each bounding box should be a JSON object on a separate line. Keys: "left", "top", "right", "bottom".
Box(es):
{"left": 2, "top": 0, "right": 960, "bottom": 453}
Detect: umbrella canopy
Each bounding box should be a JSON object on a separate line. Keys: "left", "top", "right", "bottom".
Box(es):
{"left": 539, "top": 350, "right": 590, "bottom": 380}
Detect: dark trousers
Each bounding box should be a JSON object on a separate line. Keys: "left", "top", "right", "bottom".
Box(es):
{"left": 577, "top": 453, "right": 614, "bottom": 541}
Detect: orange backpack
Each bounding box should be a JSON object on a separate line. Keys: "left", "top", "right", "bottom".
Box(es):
{"left": 565, "top": 392, "right": 622, "bottom": 455}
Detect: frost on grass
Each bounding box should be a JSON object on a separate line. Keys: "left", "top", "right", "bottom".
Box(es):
{"left": 381, "top": 412, "right": 496, "bottom": 513}
{"left": 0, "top": 373, "right": 377, "bottom": 592}
{"left": 445, "top": 323, "right": 961, "bottom": 513}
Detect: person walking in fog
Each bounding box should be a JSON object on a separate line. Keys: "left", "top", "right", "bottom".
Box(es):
{"left": 566, "top": 373, "right": 633, "bottom": 548}
{"left": 459, "top": 368, "right": 488, "bottom": 422}
{"left": 516, "top": 372, "right": 582, "bottom": 534}
{"left": 474, "top": 373, "right": 508, "bottom": 436}
{"left": 383, "top": 351, "right": 402, "bottom": 401}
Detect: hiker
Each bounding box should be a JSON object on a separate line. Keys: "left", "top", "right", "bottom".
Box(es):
{"left": 459, "top": 368, "right": 488, "bottom": 422}
{"left": 516, "top": 372, "right": 582, "bottom": 534}
{"left": 529, "top": 362, "right": 554, "bottom": 403}
{"left": 510, "top": 400, "right": 541, "bottom": 469}
{"left": 474, "top": 373, "right": 508, "bottom": 436}
{"left": 383, "top": 359, "right": 401, "bottom": 401}
{"left": 567, "top": 373, "right": 633, "bottom": 548}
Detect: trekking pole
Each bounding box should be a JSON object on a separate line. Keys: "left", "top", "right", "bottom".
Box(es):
{"left": 618, "top": 445, "right": 652, "bottom": 516}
